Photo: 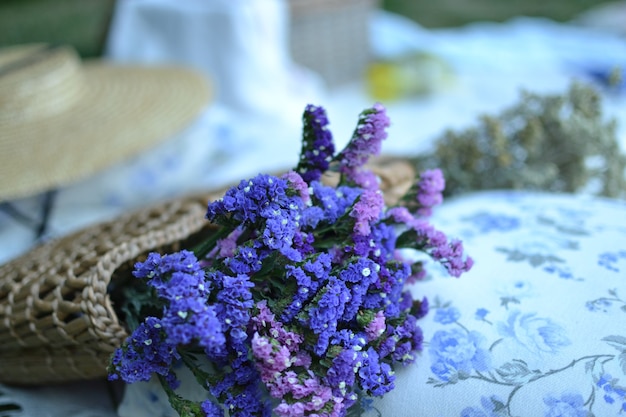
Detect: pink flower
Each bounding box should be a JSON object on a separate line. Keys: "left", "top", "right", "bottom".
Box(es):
{"left": 282, "top": 170, "right": 310, "bottom": 204}
{"left": 350, "top": 189, "right": 384, "bottom": 236}
{"left": 350, "top": 169, "right": 379, "bottom": 191}
{"left": 365, "top": 310, "right": 386, "bottom": 341}
{"left": 415, "top": 168, "right": 445, "bottom": 217}
{"left": 216, "top": 227, "right": 243, "bottom": 258}
{"left": 275, "top": 401, "right": 306, "bottom": 417}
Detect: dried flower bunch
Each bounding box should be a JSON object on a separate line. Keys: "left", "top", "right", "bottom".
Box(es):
{"left": 413, "top": 83, "right": 626, "bottom": 198}
{"left": 107, "top": 103, "right": 472, "bottom": 417}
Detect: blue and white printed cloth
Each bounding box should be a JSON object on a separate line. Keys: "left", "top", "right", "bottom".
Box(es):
{"left": 373, "top": 190, "right": 626, "bottom": 417}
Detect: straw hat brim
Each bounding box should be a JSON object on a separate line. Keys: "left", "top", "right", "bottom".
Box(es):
{"left": 0, "top": 61, "right": 211, "bottom": 202}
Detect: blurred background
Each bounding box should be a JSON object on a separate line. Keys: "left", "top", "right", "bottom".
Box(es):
{"left": 0, "top": 0, "right": 621, "bottom": 58}
{"left": 0, "top": 0, "right": 625, "bottom": 264}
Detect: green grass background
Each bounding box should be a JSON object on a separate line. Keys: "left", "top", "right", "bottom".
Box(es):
{"left": 0, "top": 0, "right": 617, "bottom": 58}
{"left": 382, "top": 0, "right": 616, "bottom": 28}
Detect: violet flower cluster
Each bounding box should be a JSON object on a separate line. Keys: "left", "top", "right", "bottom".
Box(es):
{"left": 108, "top": 103, "right": 473, "bottom": 417}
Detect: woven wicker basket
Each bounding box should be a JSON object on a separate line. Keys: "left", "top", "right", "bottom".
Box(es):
{"left": 0, "top": 159, "right": 414, "bottom": 385}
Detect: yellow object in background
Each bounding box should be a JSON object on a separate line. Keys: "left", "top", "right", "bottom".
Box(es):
{"left": 366, "top": 52, "right": 455, "bottom": 101}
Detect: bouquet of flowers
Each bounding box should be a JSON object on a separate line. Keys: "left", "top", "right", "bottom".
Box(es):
{"left": 107, "top": 103, "right": 473, "bottom": 417}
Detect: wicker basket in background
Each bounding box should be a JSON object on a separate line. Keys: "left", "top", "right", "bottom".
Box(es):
{"left": 288, "top": 0, "right": 379, "bottom": 86}
{"left": 0, "top": 193, "right": 219, "bottom": 385}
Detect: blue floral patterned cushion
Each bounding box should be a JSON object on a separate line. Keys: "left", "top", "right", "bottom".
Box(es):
{"left": 373, "top": 190, "right": 626, "bottom": 417}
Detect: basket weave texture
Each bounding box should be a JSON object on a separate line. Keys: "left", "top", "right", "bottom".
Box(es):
{"left": 0, "top": 159, "right": 414, "bottom": 385}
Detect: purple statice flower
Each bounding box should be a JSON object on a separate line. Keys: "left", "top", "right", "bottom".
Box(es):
{"left": 201, "top": 400, "right": 223, "bottom": 417}
{"left": 132, "top": 252, "right": 163, "bottom": 279}
{"left": 221, "top": 381, "right": 271, "bottom": 417}
{"left": 414, "top": 168, "right": 445, "bottom": 217}
{"left": 300, "top": 205, "right": 325, "bottom": 229}
{"left": 397, "top": 291, "right": 413, "bottom": 313}
{"left": 208, "top": 338, "right": 271, "bottom": 416}
{"left": 386, "top": 206, "right": 417, "bottom": 228}
{"left": 330, "top": 329, "right": 368, "bottom": 351}
{"left": 306, "top": 181, "right": 361, "bottom": 226}
{"left": 261, "top": 201, "right": 303, "bottom": 262}
{"left": 206, "top": 174, "right": 290, "bottom": 226}
{"left": 273, "top": 399, "right": 306, "bottom": 417}
{"left": 231, "top": 350, "right": 260, "bottom": 387}
{"left": 379, "top": 315, "right": 424, "bottom": 365}
{"left": 351, "top": 222, "right": 397, "bottom": 261}
{"left": 108, "top": 317, "right": 180, "bottom": 384}
{"left": 350, "top": 189, "right": 384, "bottom": 236}
{"left": 281, "top": 265, "right": 320, "bottom": 323}
{"left": 296, "top": 104, "right": 335, "bottom": 183}
{"left": 109, "top": 104, "right": 469, "bottom": 417}
{"left": 395, "top": 169, "right": 444, "bottom": 218}
{"left": 336, "top": 103, "right": 390, "bottom": 183}
{"left": 209, "top": 271, "right": 255, "bottom": 346}
{"left": 132, "top": 251, "right": 228, "bottom": 357}
{"left": 207, "top": 173, "right": 306, "bottom": 262}
{"left": 349, "top": 168, "right": 379, "bottom": 191}
{"left": 251, "top": 303, "right": 349, "bottom": 416}
{"left": 384, "top": 266, "right": 411, "bottom": 318}
{"left": 272, "top": 373, "right": 342, "bottom": 417}
{"left": 358, "top": 347, "right": 395, "bottom": 397}
{"left": 363, "top": 262, "right": 410, "bottom": 319}
{"left": 252, "top": 332, "right": 294, "bottom": 380}
{"left": 226, "top": 245, "right": 266, "bottom": 275}
{"left": 133, "top": 250, "right": 204, "bottom": 294}
{"left": 281, "top": 253, "right": 332, "bottom": 322}
{"left": 339, "top": 257, "right": 380, "bottom": 322}
{"left": 209, "top": 371, "right": 236, "bottom": 400}
{"left": 161, "top": 295, "right": 225, "bottom": 356}
{"left": 307, "top": 277, "right": 351, "bottom": 355}
{"left": 325, "top": 347, "right": 361, "bottom": 398}
{"left": 251, "top": 300, "right": 304, "bottom": 351}
{"left": 430, "top": 237, "right": 474, "bottom": 278}
{"left": 391, "top": 314, "right": 424, "bottom": 365}
{"left": 292, "top": 230, "right": 315, "bottom": 257}
{"left": 407, "top": 220, "right": 474, "bottom": 277}
{"left": 215, "top": 227, "right": 244, "bottom": 258}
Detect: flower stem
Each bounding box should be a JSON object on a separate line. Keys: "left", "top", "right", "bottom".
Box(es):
{"left": 192, "top": 225, "right": 234, "bottom": 259}
{"left": 157, "top": 374, "right": 203, "bottom": 417}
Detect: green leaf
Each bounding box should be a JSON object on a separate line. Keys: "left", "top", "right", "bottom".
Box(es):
{"left": 158, "top": 375, "right": 204, "bottom": 417}
{"left": 119, "top": 283, "right": 163, "bottom": 332}
{"left": 356, "top": 309, "right": 375, "bottom": 328}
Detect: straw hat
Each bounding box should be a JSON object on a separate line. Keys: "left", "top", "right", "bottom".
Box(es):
{"left": 0, "top": 44, "right": 211, "bottom": 202}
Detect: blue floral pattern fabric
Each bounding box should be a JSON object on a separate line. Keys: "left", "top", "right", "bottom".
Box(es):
{"left": 373, "top": 190, "right": 626, "bottom": 417}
